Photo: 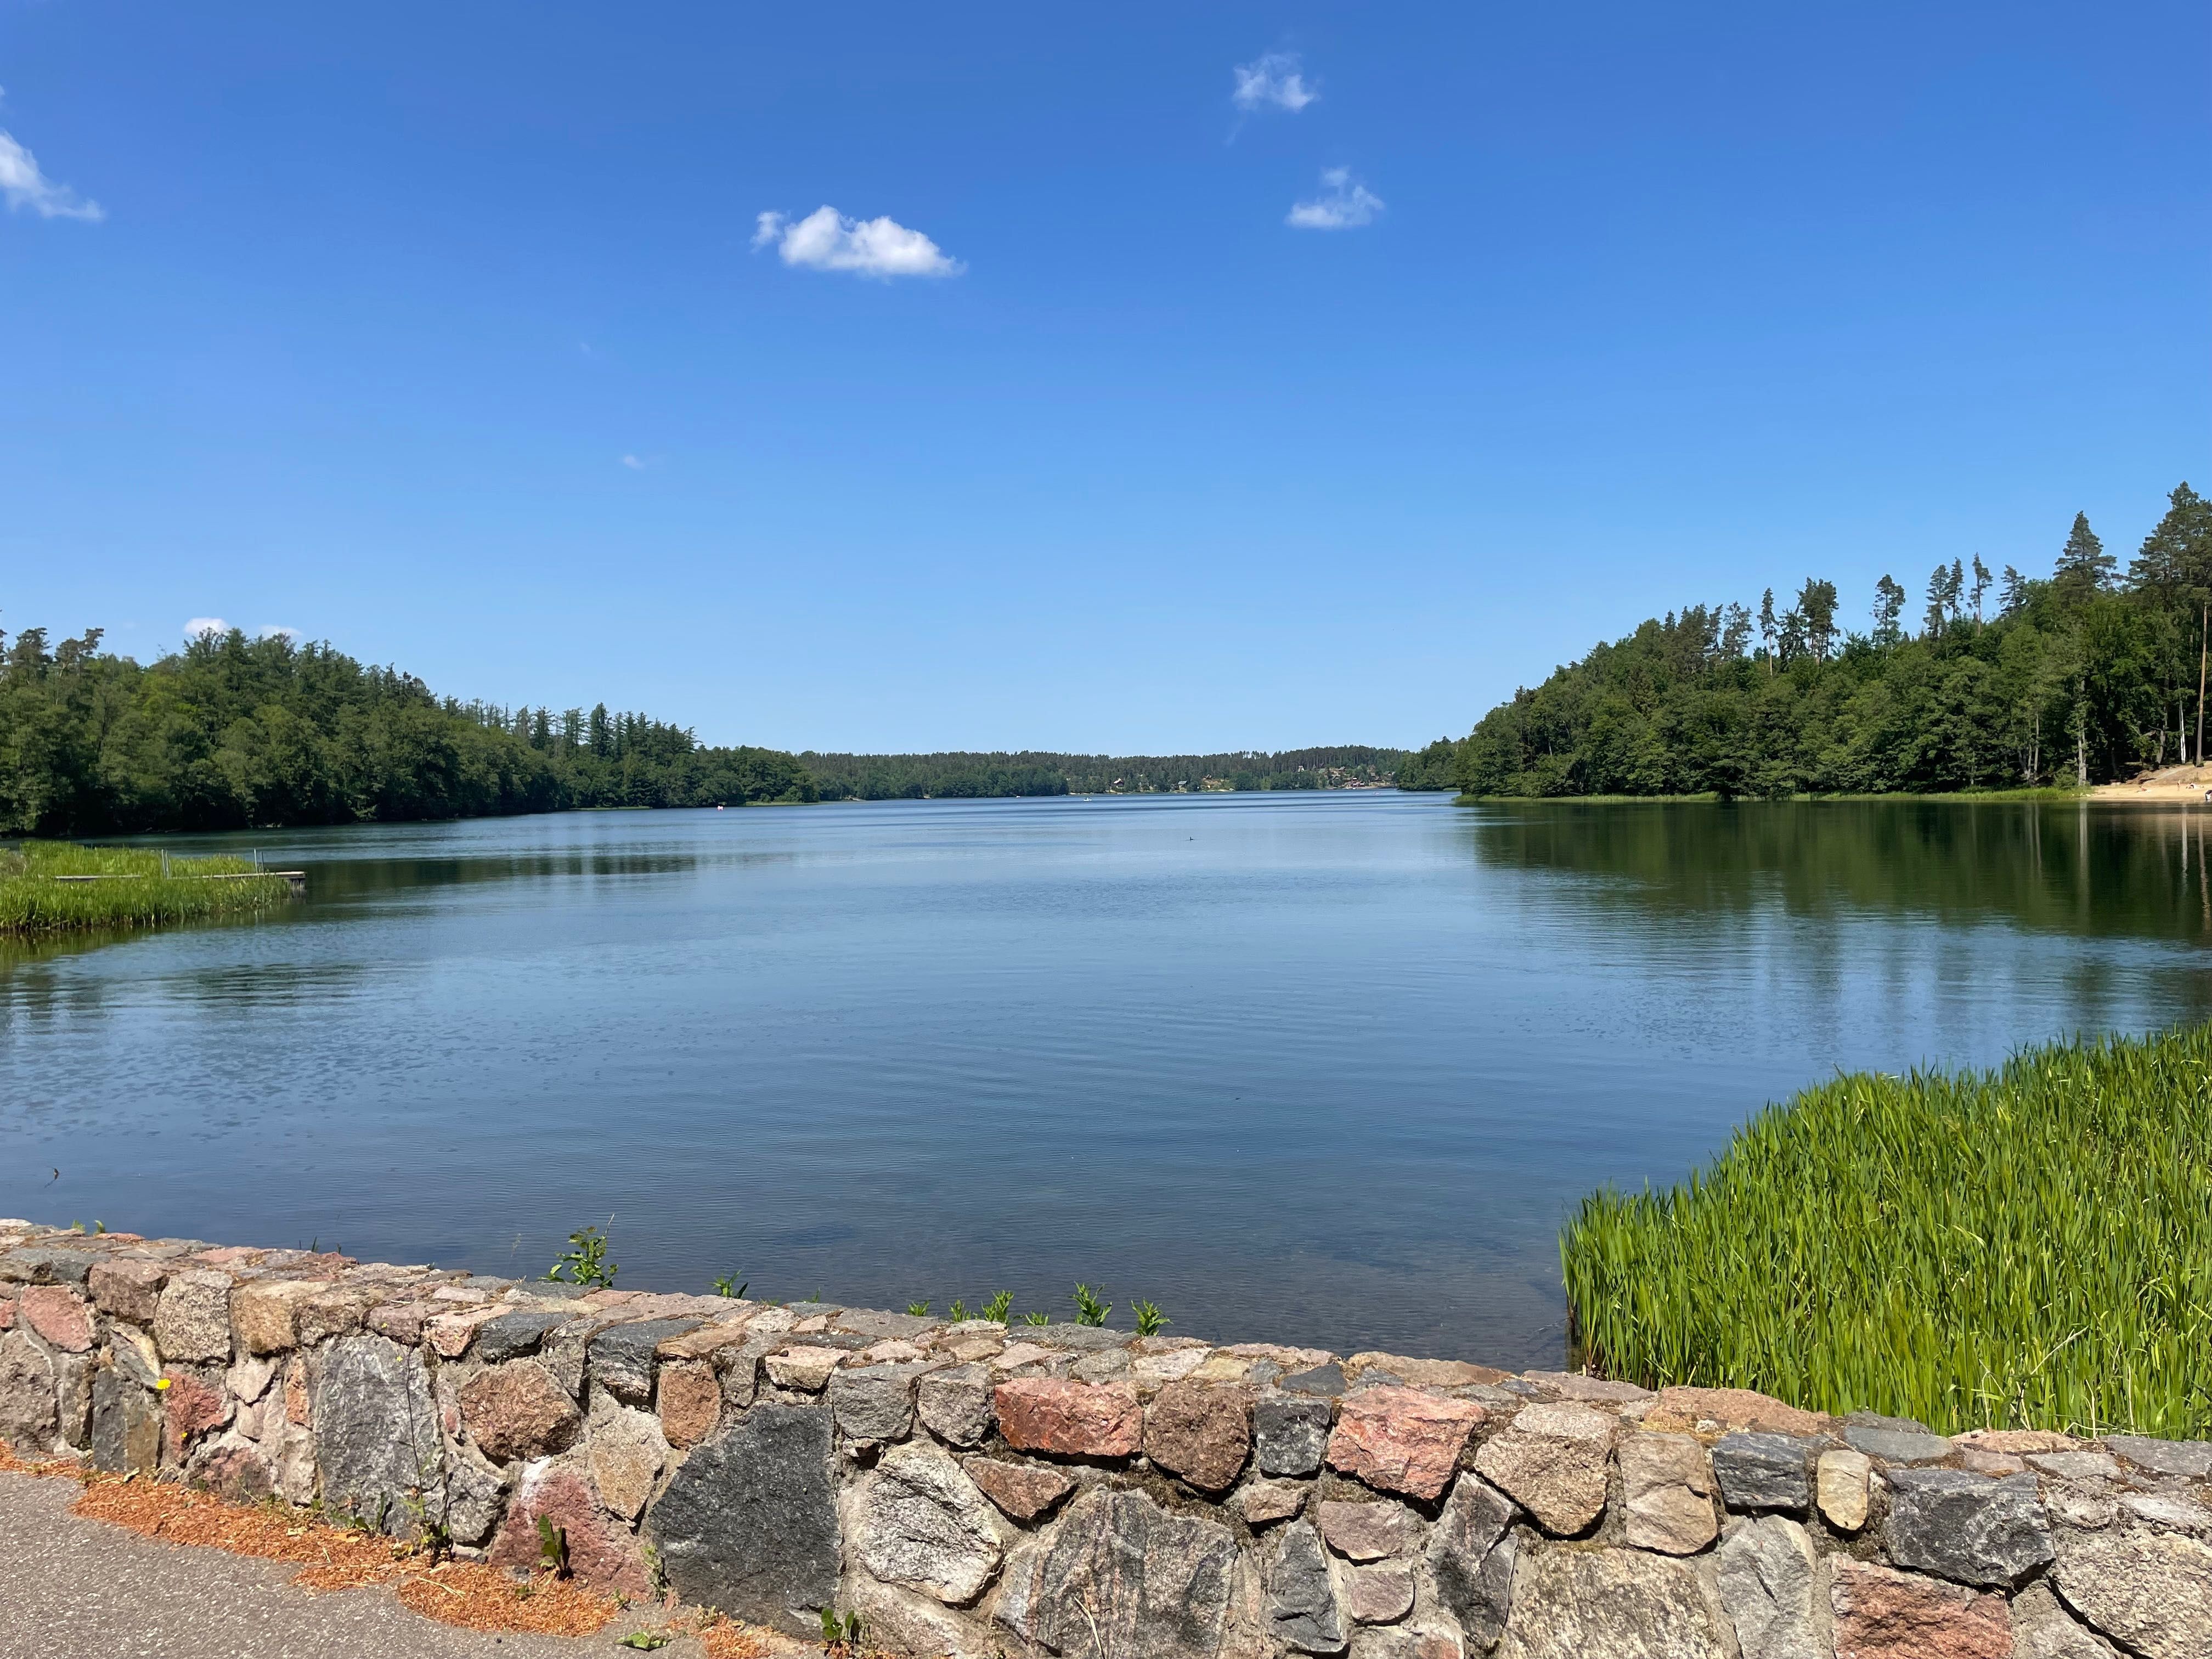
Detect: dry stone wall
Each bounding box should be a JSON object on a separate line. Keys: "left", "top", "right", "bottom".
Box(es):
{"left": 2, "top": 1219, "right": 2208, "bottom": 1658}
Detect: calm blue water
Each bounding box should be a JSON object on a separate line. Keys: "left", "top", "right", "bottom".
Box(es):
{"left": 5, "top": 792, "right": 2210, "bottom": 1368}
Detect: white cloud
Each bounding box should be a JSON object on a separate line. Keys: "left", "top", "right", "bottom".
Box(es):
{"left": 184, "top": 617, "right": 231, "bottom": 639}
{"left": 1287, "top": 168, "right": 1384, "bottom": 230}
{"left": 0, "top": 128, "right": 103, "bottom": 221}
{"left": 752, "top": 206, "right": 962, "bottom": 278}
{"left": 256, "top": 624, "right": 301, "bottom": 642}
{"left": 619, "top": 454, "right": 650, "bottom": 470}
{"left": 1233, "top": 52, "right": 1317, "bottom": 114}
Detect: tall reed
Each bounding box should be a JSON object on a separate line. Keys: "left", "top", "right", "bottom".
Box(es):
{"left": 0, "top": 840, "right": 296, "bottom": 934}
{"left": 1561, "top": 1027, "right": 2212, "bottom": 1437}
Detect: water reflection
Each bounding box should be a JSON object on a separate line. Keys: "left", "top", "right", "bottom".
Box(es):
{"left": 1468, "top": 799, "right": 2212, "bottom": 943}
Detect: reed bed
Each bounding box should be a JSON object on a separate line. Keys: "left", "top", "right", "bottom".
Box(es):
{"left": 1561, "top": 1026, "right": 2212, "bottom": 1437}
{"left": 0, "top": 839, "right": 295, "bottom": 934}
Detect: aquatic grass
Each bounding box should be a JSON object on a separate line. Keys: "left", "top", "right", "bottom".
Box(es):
{"left": 1561, "top": 1026, "right": 2212, "bottom": 1437}
{"left": 0, "top": 839, "right": 295, "bottom": 935}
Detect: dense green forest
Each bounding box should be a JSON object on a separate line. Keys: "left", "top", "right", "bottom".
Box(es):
{"left": 1413, "top": 484, "right": 2212, "bottom": 798}
{"left": 801, "top": 746, "right": 1404, "bottom": 800}
{"left": 0, "top": 624, "right": 814, "bottom": 836}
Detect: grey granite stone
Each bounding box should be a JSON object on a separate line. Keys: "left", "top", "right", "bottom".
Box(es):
{"left": 1255, "top": 1393, "right": 1334, "bottom": 1477}
{"left": 1711, "top": 1432, "right": 1814, "bottom": 1514}
{"left": 645, "top": 1401, "right": 839, "bottom": 1635}
{"left": 1266, "top": 1520, "right": 1347, "bottom": 1654}
{"left": 1886, "top": 1468, "right": 2052, "bottom": 1588}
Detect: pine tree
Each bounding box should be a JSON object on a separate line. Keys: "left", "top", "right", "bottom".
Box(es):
{"left": 2052, "top": 512, "right": 2114, "bottom": 599}
{"left": 1970, "top": 555, "right": 1991, "bottom": 619}
{"left": 2000, "top": 566, "right": 2028, "bottom": 617}
{"left": 1871, "top": 575, "right": 1906, "bottom": 647}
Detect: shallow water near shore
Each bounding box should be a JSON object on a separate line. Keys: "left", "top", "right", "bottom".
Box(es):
{"left": 4, "top": 792, "right": 2210, "bottom": 1369}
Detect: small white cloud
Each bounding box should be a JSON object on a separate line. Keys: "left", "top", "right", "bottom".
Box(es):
{"left": 752, "top": 206, "right": 962, "bottom": 279}
{"left": 1287, "top": 168, "right": 1384, "bottom": 230}
{"left": 256, "top": 624, "right": 301, "bottom": 642}
{"left": 1233, "top": 52, "right": 1317, "bottom": 114}
{"left": 619, "top": 454, "right": 648, "bottom": 470}
{"left": 0, "top": 128, "right": 103, "bottom": 221}
{"left": 184, "top": 617, "right": 231, "bottom": 640}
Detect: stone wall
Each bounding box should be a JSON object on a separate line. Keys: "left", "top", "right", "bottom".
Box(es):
{"left": 1, "top": 1219, "right": 2207, "bottom": 1659}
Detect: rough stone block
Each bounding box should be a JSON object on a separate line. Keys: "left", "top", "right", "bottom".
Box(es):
{"left": 1329, "top": 1386, "right": 1487, "bottom": 1503}
{"left": 646, "top": 1402, "right": 839, "bottom": 1634}
{"left": 1829, "top": 1559, "right": 2011, "bottom": 1659}
{"left": 1256, "top": 1392, "right": 1334, "bottom": 1477}
{"left": 231, "top": 1279, "right": 324, "bottom": 1355}
{"left": 1818, "top": 1448, "right": 1871, "bottom": 1531}
{"left": 1620, "top": 1431, "right": 1718, "bottom": 1555}
{"left": 1345, "top": 1563, "right": 1416, "bottom": 1627}
{"left": 1718, "top": 1515, "right": 1823, "bottom": 1659}
{"left": 2010, "top": 1581, "right": 2120, "bottom": 1659}
{"left": 457, "top": 1359, "right": 580, "bottom": 1462}
{"left": 763, "top": 1345, "right": 844, "bottom": 1392}
{"left": 1266, "top": 1519, "right": 1347, "bottom": 1654}
{"left": 965, "top": 1457, "right": 1075, "bottom": 1522}
{"left": 994, "top": 1487, "right": 1237, "bottom": 1659}
{"left": 1886, "top": 1469, "right": 2051, "bottom": 1588}
{"left": 1235, "top": 1476, "right": 1308, "bottom": 1526}
{"left": 995, "top": 1377, "right": 1142, "bottom": 1459}
{"left": 586, "top": 1397, "right": 670, "bottom": 1521}
{"left": 2051, "top": 1525, "right": 2212, "bottom": 1659}
{"left": 855, "top": 1442, "right": 1002, "bottom": 1605}
{"left": 918, "top": 1362, "right": 994, "bottom": 1447}
{"left": 311, "top": 1334, "right": 445, "bottom": 1535}
{"left": 1640, "top": 1386, "right": 1827, "bottom": 1437}
{"left": 588, "top": 1317, "right": 698, "bottom": 1404}
{"left": 89, "top": 1364, "right": 159, "bottom": 1474}
{"left": 1425, "top": 1474, "right": 1517, "bottom": 1654}
{"left": 1317, "top": 1498, "right": 1421, "bottom": 1561}
{"left": 154, "top": 1271, "right": 235, "bottom": 1364}
{"left": 489, "top": 1464, "right": 651, "bottom": 1595}
{"left": 655, "top": 1356, "right": 719, "bottom": 1447}
{"left": 19, "top": 1286, "right": 93, "bottom": 1354}
{"left": 1711, "top": 1431, "right": 1815, "bottom": 1514}
{"left": 1469, "top": 1402, "right": 1611, "bottom": 1534}
{"left": 0, "top": 1248, "right": 96, "bottom": 1286}
{"left": 1144, "top": 1381, "right": 1252, "bottom": 1492}
{"left": 1493, "top": 1543, "right": 1732, "bottom": 1659}
{"left": 2102, "top": 1435, "right": 2212, "bottom": 1480}
{"left": 0, "top": 1331, "right": 57, "bottom": 1449}
{"left": 88, "top": 1258, "right": 167, "bottom": 1323}
{"left": 830, "top": 1361, "right": 927, "bottom": 1446}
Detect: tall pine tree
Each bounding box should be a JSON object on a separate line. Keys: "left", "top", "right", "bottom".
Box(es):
{"left": 2052, "top": 512, "right": 2114, "bottom": 600}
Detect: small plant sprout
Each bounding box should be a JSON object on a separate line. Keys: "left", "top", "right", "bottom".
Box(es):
{"left": 1132, "top": 1299, "right": 1170, "bottom": 1336}
{"left": 982, "top": 1290, "right": 1013, "bottom": 1324}
{"left": 907, "top": 1300, "right": 931, "bottom": 1317}
{"left": 535, "top": 1514, "right": 571, "bottom": 1578}
{"left": 546, "top": 1226, "right": 616, "bottom": 1289}
{"left": 1071, "top": 1283, "right": 1111, "bottom": 1327}
{"left": 818, "top": 1607, "right": 864, "bottom": 1650}
{"left": 617, "top": 1633, "right": 670, "bottom": 1651}
{"left": 1023, "top": 1310, "right": 1051, "bottom": 1327}
{"left": 712, "top": 1274, "right": 747, "bottom": 1299}
{"left": 946, "top": 1298, "right": 969, "bottom": 1322}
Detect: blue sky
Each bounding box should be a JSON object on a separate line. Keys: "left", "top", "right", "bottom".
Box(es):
{"left": 3, "top": 3, "right": 2206, "bottom": 752}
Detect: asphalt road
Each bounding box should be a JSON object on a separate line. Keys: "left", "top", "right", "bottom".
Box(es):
{"left": 0, "top": 1471, "right": 707, "bottom": 1659}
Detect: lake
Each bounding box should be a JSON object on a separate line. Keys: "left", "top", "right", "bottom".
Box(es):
{"left": 5, "top": 792, "right": 2209, "bottom": 1369}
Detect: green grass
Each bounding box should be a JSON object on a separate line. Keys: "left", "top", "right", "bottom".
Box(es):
{"left": 1561, "top": 1026, "right": 2212, "bottom": 1438}
{"left": 0, "top": 840, "right": 296, "bottom": 935}
{"left": 1455, "top": 787, "right": 2087, "bottom": 805}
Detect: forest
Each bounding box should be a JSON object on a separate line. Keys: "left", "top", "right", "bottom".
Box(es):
{"left": 800, "top": 747, "right": 1404, "bottom": 800}
{"left": 0, "top": 624, "right": 814, "bottom": 837}
{"left": 1413, "top": 483, "right": 2212, "bottom": 798}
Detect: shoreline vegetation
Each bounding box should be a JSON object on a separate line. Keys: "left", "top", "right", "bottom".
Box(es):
{"left": 1560, "top": 1025, "right": 2212, "bottom": 1438}
{"left": 0, "top": 840, "right": 297, "bottom": 935}
{"left": 0, "top": 620, "right": 1405, "bottom": 837}
{"left": 1403, "top": 482, "right": 2212, "bottom": 800}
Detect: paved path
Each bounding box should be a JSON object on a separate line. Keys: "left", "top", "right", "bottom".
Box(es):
{"left": 0, "top": 1471, "right": 709, "bottom": 1659}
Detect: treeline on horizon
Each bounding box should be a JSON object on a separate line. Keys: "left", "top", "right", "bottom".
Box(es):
{"left": 0, "top": 625, "right": 815, "bottom": 837}
{"left": 1401, "top": 482, "right": 2212, "bottom": 798}
{"left": 799, "top": 746, "right": 1403, "bottom": 801}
